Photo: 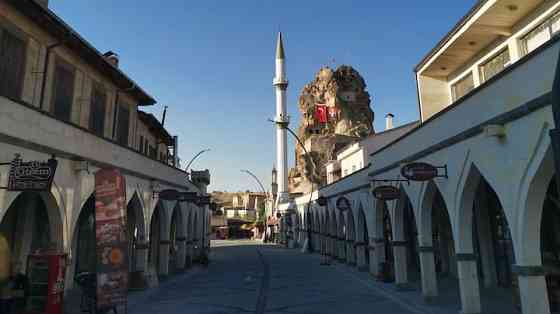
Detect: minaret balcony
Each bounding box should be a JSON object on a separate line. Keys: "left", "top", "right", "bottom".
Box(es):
{"left": 273, "top": 78, "right": 289, "bottom": 86}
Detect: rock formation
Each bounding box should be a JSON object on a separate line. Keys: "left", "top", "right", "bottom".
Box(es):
{"left": 288, "top": 65, "right": 374, "bottom": 193}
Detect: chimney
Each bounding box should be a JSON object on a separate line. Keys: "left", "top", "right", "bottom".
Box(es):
{"left": 103, "top": 51, "right": 119, "bottom": 67}
{"left": 385, "top": 113, "right": 394, "bottom": 130}
{"left": 36, "top": 0, "right": 49, "bottom": 8}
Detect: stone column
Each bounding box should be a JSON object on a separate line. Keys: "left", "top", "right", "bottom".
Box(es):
{"left": 372, "top": 238, "right": 385, "bottom": 278}
{"left": 356, "top": 242, "right": 367, "bottom": 271}
{"left": 456, "top": 254, "right": 482, "bottom": 314}
{"left": 474, "top": 191, "right": 497, "bottom": 287}
{"left": 514, "top": 265, "right": 550, "bottom": 314}
{"left": 175, "top": 237, "right": 187, "bottom": 270}
{"left": 135, "top": 241, "right": 149, "bottom": 272}
{"left": 338, "top": 237, "right": 345, "bottom": 261}
{"left": 392, "top": 241, "right": 408, "bottom": 289}
{"left": 368, "top": 238, "right": 377, "bottom": 277}
{"left": 418, "top": 246, "right": 438, "bottom": 302}
{"left": 158, "top": 240, "right": 170, "bottom": 277}
{"left": 185, "top": 240, "right": 193, "bottom": 268}
{"left": 346, "top": 239, "right": 353, "bottom": 265}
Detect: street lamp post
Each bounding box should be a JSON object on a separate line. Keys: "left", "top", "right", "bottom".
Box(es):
{"left": 185, "top": 149, "right": 211, "bottom": 176}
{"left": 268, "top": 118, "right": 316, "bottom": 252}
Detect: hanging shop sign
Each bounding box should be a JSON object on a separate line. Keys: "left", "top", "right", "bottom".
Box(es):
{"left": 336, "top": 196, "right": 351, "bottom": 211}
{"left": 1, "top": 154, "right": 58, "bottom": 191}
{"left": 400, "top": 162, "right": 448, "bottom": 182}
{"left": 372, "top": 185, "right": 400, "bottom": 201}
{"left": 317, "top": 196, "right": 327, "bottom": 206}
{"left": 94, "top": 168, "right": 129, "bottom": 310}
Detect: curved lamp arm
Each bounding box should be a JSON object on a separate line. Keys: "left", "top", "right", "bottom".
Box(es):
{"left": 185, "top": 149, "right": 211, "bottom": 173}
{"left": 241, "top": 169, "right": 266, "bottom": 194}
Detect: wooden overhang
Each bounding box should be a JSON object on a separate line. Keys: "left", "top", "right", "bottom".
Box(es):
{"left": 138, "top": 110, "right": 173, "bottom": 146}
{"left": 7, "top": 0, "right": 156, "bottom": 106}
{"left": 416, "top": 0, "right": 545, "bottom": 78}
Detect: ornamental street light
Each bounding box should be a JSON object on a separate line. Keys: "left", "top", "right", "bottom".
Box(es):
{"left": 185, "top": 149, "right": 211, "bottom": 175}
{"left": 240, "top": 169, "right": 266, "bottom": 194}
{"left": 267, "top": 118, "right": 316, "bottom": 252}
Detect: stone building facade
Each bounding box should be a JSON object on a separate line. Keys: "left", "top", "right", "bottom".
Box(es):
{"left": 279, "top": 1, "right": 560, "bottom": 314}
{"left": 0, "top": 0, "right": 211, "bottom": 296}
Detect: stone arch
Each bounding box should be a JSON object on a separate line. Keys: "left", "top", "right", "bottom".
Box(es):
{"left": 0, "top": 190, "right": 65, "bottom": 276}
{"left": 169, "top": 202, "right": 186, "bottom": 273}
{"left": 148, "top": 201, "right": 170, "bottom": 276}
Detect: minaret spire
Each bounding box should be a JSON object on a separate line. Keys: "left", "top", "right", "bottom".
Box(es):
{"left": 276, "top": 32, "right": 285, "bottom": 59}
{"left": 273, "top": 32, "right": 289, "bottom": 208}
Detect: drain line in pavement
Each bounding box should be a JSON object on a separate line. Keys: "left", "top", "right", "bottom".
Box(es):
{"left": 255, "top": 248, "right": 270, "bottom": 314}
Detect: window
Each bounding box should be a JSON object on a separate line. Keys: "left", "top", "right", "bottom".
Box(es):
{"left": 51, "top": 59, "right": 75, "bottom": 122}
{"left": 480, "top": 49, "right": 510, "bottom": 82}
{"left": 139, "top": 135, "right": 144, "bottom": 153}
{"left": 451, "top": 72, "right": 474, "bottom": 101}
{"left": 522, "top": 11, "right": 560, "bottom": 55}
{"left": 0, "top": 27, "right": 26, "bottom": 99}
{"left": 148, "top": 145, "right": 156, "bottom": 159}
{"left": 116, "top": 104, "right": 130, "bottom": 146}
{"left": 89, "top": 84, "right": 106, "bottom": 136}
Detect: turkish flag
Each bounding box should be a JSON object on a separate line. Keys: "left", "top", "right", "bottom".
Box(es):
{"left": 315, "top": 104, "right": 327, "bottom": 123}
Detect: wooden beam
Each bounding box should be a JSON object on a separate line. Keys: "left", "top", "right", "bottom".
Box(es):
{"left": 470, "top": 24, "right": 512, "bottom": 36}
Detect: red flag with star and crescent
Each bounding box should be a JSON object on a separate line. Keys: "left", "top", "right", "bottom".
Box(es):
{"left": 315, "top": 104, "right": 327, "bottom": 123}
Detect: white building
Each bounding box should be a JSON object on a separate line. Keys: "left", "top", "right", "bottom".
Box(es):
{"left": 0, "top": 0, "right": 212, "bottom": 295}
{"left": 279, "top": 1, "right": 560, "bottom": 314}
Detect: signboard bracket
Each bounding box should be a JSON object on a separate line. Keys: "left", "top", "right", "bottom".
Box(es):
{"left": 371, "top": 179, "right": 410, "bottom": 186}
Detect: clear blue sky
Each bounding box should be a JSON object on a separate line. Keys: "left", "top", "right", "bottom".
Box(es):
{"left": 50, "top": 0, "right": 475, "bottom": 192}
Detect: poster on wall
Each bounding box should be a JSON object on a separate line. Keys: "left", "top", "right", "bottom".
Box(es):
{"left": 94, "top": 168, "right": 129, "bottom": 310}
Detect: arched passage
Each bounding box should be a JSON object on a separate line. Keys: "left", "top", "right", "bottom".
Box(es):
{"left": 391, "top": 190, "right": 419, "bottom": 287}
{"left": 73, "top": 195, "right": 95, "bottom": 276}
{"left": 418, "top": 181, "right": 457, "bottom": 301}
{"left": 374, "top": 200, "right": 394, "bottom": 282}
{"left": 338, "top": 210, "right": 346, "bottom": 262}
{"left": 0, "top": 191, "right": 64, "bottom": 276}
{"left": 356, "top": 208, "right": 369, "bottom": 271}
{"left": 169, "top": 203, "right": 186, "bottom": 273}
{"left": 346, "top": 209, "right": 357, "bottom": 265}
{"left": 127, "top": 193, "right": 146, "bottom": 274}
{"left": 149, "top": 202, "right": 169, "bottom": 277}
{"left": 456, "top": 164, "right": 518, "bottom": 313}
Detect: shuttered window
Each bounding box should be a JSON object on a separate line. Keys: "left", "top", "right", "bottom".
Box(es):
{"left": 451, "top": 73, "right": 474, "bottom": 102}
{"left": 0, "top": 27, "right": 26, "bottom": 99}
{"left": 89, "top": 85, "right": 106, "bottom": 137}
{"left": 116, "top": 104, "right": 130, "bottom": 146}
{"left": 52, "top": 59, "right": 75, "bottom": 122}
{"left": 139, "top": 135, "right": 144, "bottom": 153}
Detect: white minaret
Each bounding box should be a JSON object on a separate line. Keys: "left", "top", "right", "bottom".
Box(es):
{"left": 273, "top": 32, "right": 289, "bottom": 207}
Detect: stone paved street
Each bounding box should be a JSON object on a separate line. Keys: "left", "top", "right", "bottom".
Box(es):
{"left": 127, "top": 240, "right": 454, "bottom": 314}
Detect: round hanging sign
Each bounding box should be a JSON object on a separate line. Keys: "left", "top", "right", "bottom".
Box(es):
{"left": 317, "top": 196, "right": 327, "bottom": 206}
{"left": 401, "top": 162, "right": 439, "bottom": 181}
{"left": 372, "top": 185, "right": 400, "bottom": 201}
{"left": 336, "top": 197, "right": 351, "bottom": 211}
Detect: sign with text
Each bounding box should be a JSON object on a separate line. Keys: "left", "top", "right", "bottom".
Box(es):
{"left": 401, "top": 162, "right": 440, "bottom": 182}
{"left": 7, "top": 155, "right": 58, "bottom": 191}
{"left": 372, "top": 185, "right": 400, "bottom": 201}
{"left": 315, "top": 104, "right": 327, "bottom": 123}
{"left": 94, "top": 168, "right": 128, "bottom": 310}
